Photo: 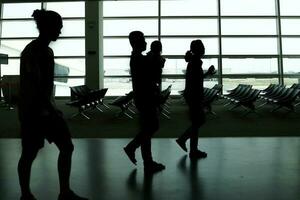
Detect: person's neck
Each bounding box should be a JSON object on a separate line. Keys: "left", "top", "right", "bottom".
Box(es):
{"left": 132, "top": 49, "right": 142, "bottom": 54}
{"left": 37, "top": 35, "right": 51, "bottom": 47}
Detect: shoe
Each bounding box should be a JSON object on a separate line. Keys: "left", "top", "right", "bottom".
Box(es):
{"left": 176, "top": 139, "right": 187, "bottom": 152}
{"left": 144, "top": 161, "right": 166, "bottom": 173}
{"left": 20, "top": 194, "right": 37, "bottom": 200}
{"left": 189, "top": 150, "right": 207, "bottom": 159}
{"left": 124, "top": 146, "right": 137, "bottom": 165}
{"left": 58, "top": 190, "right": 88, "bottom": 200}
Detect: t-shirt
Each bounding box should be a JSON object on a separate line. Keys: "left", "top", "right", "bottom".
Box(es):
{"left": 18, "top": 39, "right": 55, "bottom": 122}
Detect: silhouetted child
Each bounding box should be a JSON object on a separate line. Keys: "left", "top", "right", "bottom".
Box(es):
{"left": 17, "top": 9, "right": 88, "bottom": 200}
{"left": 147, "top": 40, "right": 165, "bottom": 93}
{"left": 176, "top": 40, "right": 215, "bottom": 159}
{"left": 124, "top": 31, "right": 165, "bottom": 173}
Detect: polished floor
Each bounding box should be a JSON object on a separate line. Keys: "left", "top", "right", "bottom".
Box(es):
{"left": 0, "top": 138, "right": 299, "bottom": 200}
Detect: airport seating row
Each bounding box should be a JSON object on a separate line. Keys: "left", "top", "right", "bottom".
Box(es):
{"left": 109, "top": 85, "right": 172, "bottom": 119}
{"left": 66, "top": 85, "right": 109, "bottom": 119}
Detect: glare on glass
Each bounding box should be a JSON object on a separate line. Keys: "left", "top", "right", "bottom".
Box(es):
{"left": 222, "top": 58, "right": 278, "bottom": 74}
{"left": 103, "top": 58, "right": 131, "bottom": 76}
{"left": 281, "top": 19, "right": 300, "bottom": 35}
{"left": 104, "top": 78, "right": 133, "bottom": 96}
{"left": 221, "top": 0, "right": 276, "bottom": 16}
{"left": 221, "top": 19, "right": 277, "bottom": 35}
{"left": 280, "top": 0, "right": 300, "bottom": 16}
{"left": 222, "top": 38, "right": 278, "bottom": 55}
{"left": 161, "top": 0, "right": 217, "bottom": 16}
{"left": 161, "top": 19, "right": 218, "bottom": 35}
{"left": 45, "top": 2, "right": 85, "bottom": 17}
{"left": 103, "top": 38, "right": 158, "bottom": 56}
{"left": 54, "top": 58, "right": 85, "bottom": 76}
{"left": 103, "top": 1, "right": 158, "bottom": 17}
{"left": 223, "top": 78, "right": 279, "bottom": 92}
{"left": 161, "top": 38, "right": 219, "bottom": 55}
{"left": 2, "top": 3, "right": 41, "bottom": 19}
{"left": 60, "top": 20, "right": 85, "bottom": 37}
{"left": 282, "top": 38, "right": 300, "bottom": 55}
{"left": 0, "top": 40, "right": 32, "bottom": 57}
{"left": 163, "top": 58, "right": 218, "bottom": 75}
{"left": 54, "top": 78, "right": 85, "bottom": 97}
{"left": 283, "top": 59, "right": 300, "bottom": 74}
{"left": 50, "top": 39, "right": 85, "bottom": 56}
{"left": 1, "top": 21, "right": 39, "bottom": 38}
{"left": 1, "top": 59, "right": 20, "bottom": 76}
{"left": 103, "top": 19, "right": 158, "bottom": 36}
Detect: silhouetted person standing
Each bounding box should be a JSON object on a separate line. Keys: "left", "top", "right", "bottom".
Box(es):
{"left": 147, "top": 40, "right": 165, "bottom": 93}
{"left": 176, "top": 40, "right": 215, "bottom": 159}
{"left": 17, "top": 9, "right": 88, "bottom": 200}
{"left": 124, "top": 31, "right": 165, "bottom": 173}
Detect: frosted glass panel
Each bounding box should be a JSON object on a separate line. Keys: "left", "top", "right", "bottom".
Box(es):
{"left": 161, "top": 0, "right": 218, "bottom": 16}
{"left": 222, "top": 38, "right": 278, "bottom": 55}
{"left": 103, "top": 1, "right": 158, "bottom": 17}
{"left": 161, "top": 19, "right": 218, "bottom": 35}
{"left": 221, "top": 0, "right": 276, "bottom": 16}
{"left": 45, "top": 2, "right": 85, "bottom": 17}
{"left": 222, "top": 19, "right": 277, "bottom": 35}
{"left": 2, "top": 3, "right": 41, "bottom": 19}
{"left": 104, "top": 19, "right": 158, "bottom": 36}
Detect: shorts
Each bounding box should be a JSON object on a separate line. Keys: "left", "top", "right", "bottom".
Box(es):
{"left": 20, "top": 114, "right": 71, "bottom": 150}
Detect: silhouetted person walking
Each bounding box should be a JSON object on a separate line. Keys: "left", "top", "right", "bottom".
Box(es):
{"left": 176, "top": 40, "right": 215, "bottom": 159}
{"left": 124, "top": 31, "right": 165, "bottom": 173}
{"left": 147, "top": 40, "right": 165, "bottom": 93}
{"left": 17, "top": 9, "right": 88, "bottom": 200}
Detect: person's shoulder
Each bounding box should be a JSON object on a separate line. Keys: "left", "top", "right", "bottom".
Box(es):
{"left": 21, "top": 41, "right": 39, "bottom": 60}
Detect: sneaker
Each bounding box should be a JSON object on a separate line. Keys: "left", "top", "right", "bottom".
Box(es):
{"left": 58, "top": 190, "right": 88, "bottom": 200}
{"left": 144, "top": 161, "right": 166, "bottom": 173}
{"left": 189, "top": 150, "right": 207, "bottom": 159}
{"left": 20, "top": 194, "right": 37, "bottom": 200}
{"left": 176, "top": 139, "right": 187, "bottom": 152}
{"left": 124, "top": 146, "right": 137, "bottom": 165}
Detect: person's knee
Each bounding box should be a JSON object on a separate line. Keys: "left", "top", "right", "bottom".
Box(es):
{"left": 58, "top": 141, "right": 74, "bottom": 155}
{"left": 21, "top": 147, "right": 39, "bottom": 161}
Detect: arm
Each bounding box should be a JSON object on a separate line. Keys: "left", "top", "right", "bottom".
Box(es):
{"left": 204, "top": 65, "right": 216, "bottom": 78}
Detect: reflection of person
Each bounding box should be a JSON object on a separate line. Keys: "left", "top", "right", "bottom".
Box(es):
{"left": 17, "top": 9, "right": 88, "bottom": 200}
{"left": 124, "top": 31, "right": 165, "bottom": 173}
{"left": 147, "top": 40, "right": 165, "bottom": 93}
{"left": 176, "top": 40, "right": 215, "bottom": 159}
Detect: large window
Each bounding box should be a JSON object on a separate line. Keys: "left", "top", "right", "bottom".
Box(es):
{"left": 0, "top": 2, "right": 85, "bottom": 96}
{"left": 2, "top": 1, "right": 300, "bottom": 97}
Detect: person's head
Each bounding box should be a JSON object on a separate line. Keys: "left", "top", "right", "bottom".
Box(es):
{"left": 129, "top": 31, "right": 147, "bottom": 52}
{"left": 150, "top": 40, "right": 162, "bottom": 54}
{"left": 32, "top": 9, "right": 63, "bottom": 41}
{"left": 190, "top": 40, "right": 205, "bottom": 57}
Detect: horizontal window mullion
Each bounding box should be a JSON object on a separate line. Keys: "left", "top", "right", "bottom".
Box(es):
{"left": 221, "top": 55, "right": 279, "bottom": 58}
{"left": 7, "top": 56, "right": 86, "bottom": 59}
{"left": 54, "top": 75, "right": 85, "bottom": 79}
{"left": 281, "top": 35, "right": 300, "bottom": 38}
{"left": 103, "top": 16, "right": 158, "bottom": 20}
{"left": 282, "top": 55, "right": 300, "bottom": 58}
{"left": 0, "top": 36, "right": 85, "bottom": 40}
{"left": 221, "top": 35, "right": 278, "bottom": 38}
{"left": 222, "top": 74, "right": 279, "bottom": 78}
{"left": 0, "top": 17, "right": 85, "bottom": 21}
{"left": 160, "top": 16, "right": 218, "bottom": 19}
{"left": 221, "top": 16, "right": 277, "bottom": 19}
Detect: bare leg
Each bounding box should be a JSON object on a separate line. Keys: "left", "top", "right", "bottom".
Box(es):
{"left": 18, "top": 148, "right": 39, "bottom": 198}
{"left": 54, "top": 139, "right": 74, "bottom": 194}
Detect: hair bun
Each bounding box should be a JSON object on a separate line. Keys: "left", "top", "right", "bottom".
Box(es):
{"left": 32, "top": 9, "right": 46, "bottom": 20}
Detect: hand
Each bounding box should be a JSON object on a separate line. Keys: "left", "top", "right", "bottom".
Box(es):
{"left": 184, "top": 51, "right": 193, "bottom": 62}
{"left": 207, "top": 65, "right": 216, "bottom": 75}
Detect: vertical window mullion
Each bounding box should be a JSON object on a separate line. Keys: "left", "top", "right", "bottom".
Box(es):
{"left": 218, "top": 0, "right": 223, "bottom": 89}
{"left": 275, "top": 0, "right": 284, "bottom": 84}
{"left": 158, "top": 0, "right": 161, "bottom": 41}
